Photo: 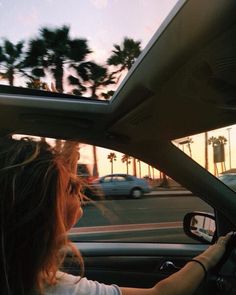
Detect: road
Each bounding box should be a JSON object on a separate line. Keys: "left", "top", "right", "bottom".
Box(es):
{"left": 69, "top": 193, "right": 213, "bottom": 243}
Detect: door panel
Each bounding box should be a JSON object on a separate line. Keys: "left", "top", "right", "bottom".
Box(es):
{"left": 63, "top": 242, "right": 208, "bottom": 292}
{"left": 112, "top": 176, "right": 131, "bottom": 195}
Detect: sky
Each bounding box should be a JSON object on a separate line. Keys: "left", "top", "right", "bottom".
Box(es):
{"left": 177, "top": 126, "right": 236, "bottom": 176}
{"left": 80, "top": 124, "right": 236, "bottom": 178}
{"left": 0, "top": 0, "right": 178, "bottom": 64}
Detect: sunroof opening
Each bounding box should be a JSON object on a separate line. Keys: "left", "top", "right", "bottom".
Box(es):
{"left": 0, "top": 0, "right": 178, "bottom": 99}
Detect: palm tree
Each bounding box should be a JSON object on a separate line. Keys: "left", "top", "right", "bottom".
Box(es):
{"left": 152, "top": 166, "right": 155, "bottom": 179}
{"left": 208, "top": 136, "right": 227, "bottom": 175}
{"left": 107, "top": 37, "right": 142, "bottom": 77}
{"left": 107, "top": 152, "right": 117, "bottom": 174}
{"left": 23, "top": 66, "right": 46, "bottom": 89}
{"left": 132, "top": 157, "right": 137, "bottom": 176}
{"left": 0, "top": 39, "right": 25, "bottom": 86}
{"left": 68, "top": 61, "right": 116, "bottom": 98}
{"left": 121, "top": 154, "right": 131, "bottom": 174}
{"left": 26, "top": 78, "right": 47, "bottom": 90}
{"left": 148, "top": 164, "right": 151, "bottom": 178}
{"left": 137, "top": 159, "right": 142, "bottom": 178}
{"left": 69, "top": 62, "right": 116, "bottom": 181}
{"left": 160, "top": 172, "right": 169, "bottom": 188}
{"left": 25, "top": 25, "right": 91, "bottom": 93}
{"left": 92, "top": 145, "right": 99, "bottom": 177}
{"left": 208, "top": 136, "right": 227, "bottom": 146}
{"left": 101, "top": 90, "right": 115, "bottom": 100}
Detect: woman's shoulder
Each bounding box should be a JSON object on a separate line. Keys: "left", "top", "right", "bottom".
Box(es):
{"left": 45, "top": 271, "right": 122, "bottom": 295}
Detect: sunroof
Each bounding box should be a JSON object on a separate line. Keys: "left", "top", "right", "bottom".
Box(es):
{"left": 0, "top": 0, "right": 178, "bottom": 99}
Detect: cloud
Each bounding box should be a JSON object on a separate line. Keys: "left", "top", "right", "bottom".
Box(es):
{"left": 90, "top": 0, "right": 108, "bottom": 9}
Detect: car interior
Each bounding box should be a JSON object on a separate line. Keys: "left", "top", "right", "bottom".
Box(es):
{"left": 1, "top": 0, "right": 236, "bottom": 294}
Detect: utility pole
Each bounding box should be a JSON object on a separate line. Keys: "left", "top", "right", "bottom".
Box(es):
{"left": 205, "top": 132, "right": 208, "bottom": 171}
{"left": 226, "top": 128, "right": 232, "bottom": 170}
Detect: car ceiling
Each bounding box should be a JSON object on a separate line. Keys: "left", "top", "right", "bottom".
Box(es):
{"left": 0, "top": 0, "right": 236, "bottom": 149}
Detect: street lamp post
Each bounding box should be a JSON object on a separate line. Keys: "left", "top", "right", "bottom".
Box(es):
{"left": 205, "top": 132, "right": 208, "bottom": 171}
{"left": 227, "top": 127, "right": 232, "bottom": 170}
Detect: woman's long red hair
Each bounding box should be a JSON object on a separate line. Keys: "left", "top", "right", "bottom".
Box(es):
{"left": 0, "top": 137, "right": 83, "bottom": 295}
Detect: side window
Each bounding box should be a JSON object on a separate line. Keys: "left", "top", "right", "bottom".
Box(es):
{"left": 113, "top": 176, "right": 126, "bottom": 182}
{"left": 174, "top": 124, "right": 236, "bottom": 191}
{"left": 70, "top": 144, "right": 214, "bottom": 244}
{"left": 126, "top": 176, "right": 134, "bottom": 181}
{"left": 103, "top": 176, "right": 112, "bottom": 183}
{"left": 13, "top": 135, "right": 213, "bottom": 244}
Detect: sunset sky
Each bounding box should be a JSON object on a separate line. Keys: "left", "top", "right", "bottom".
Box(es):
{"left": 80, "top": 125, "right": 236, "bottom": 178}
{"left": 0, "top": 0, "right": 178, "bottom": 65}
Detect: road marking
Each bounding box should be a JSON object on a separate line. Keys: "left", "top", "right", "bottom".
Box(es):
{"left": 146, "top": 190, "right": 192, "bottom": 196}
{"left": 69, "top": 221, "right": 182, "bottom": 235}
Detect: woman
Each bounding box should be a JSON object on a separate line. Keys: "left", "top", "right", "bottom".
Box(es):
{"left": 0, "top": 137, "right": 231, "bottom": 295}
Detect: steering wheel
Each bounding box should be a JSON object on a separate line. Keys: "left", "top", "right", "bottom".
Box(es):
{"left": 208, "top": 232, "right": 236, "bottom": 294}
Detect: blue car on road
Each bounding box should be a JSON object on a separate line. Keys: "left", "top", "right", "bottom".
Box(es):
{"left": 90, "top": 174, "right": 151, "bottom": 199}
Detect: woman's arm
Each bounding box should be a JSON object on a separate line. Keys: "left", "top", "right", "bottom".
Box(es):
{"left": 121, "top": 234, "right": 231, "bottom": 295}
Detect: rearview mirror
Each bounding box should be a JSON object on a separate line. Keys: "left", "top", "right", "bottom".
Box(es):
{"left": 183, "top": 212, "right": 216, "bottom": 244}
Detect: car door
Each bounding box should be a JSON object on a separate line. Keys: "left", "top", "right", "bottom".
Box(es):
{"left": 112, "top": 175, "right": 131, "bottom": 196}
{"left": 100, "top": 176, "right": 114, "bottom": 196}
{"left": 65, "top": 242, "right": 208, "bottom": 291}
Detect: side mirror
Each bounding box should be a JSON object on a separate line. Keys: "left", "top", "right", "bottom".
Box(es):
{"left": 183, "top": 211, "right": 216, "bottom": 244}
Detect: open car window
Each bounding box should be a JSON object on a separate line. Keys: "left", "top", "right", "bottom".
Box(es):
{"left": 73, "top": 144, "right": 214, "bottom": 244}
{"left": 12, "top": 134, "right": 213, "bottom": 244}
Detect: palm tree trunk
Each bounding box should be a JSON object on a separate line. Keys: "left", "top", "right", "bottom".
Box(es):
{"left": 133, "top": 158, "right": 137, "bottom": 176}
{"left": 55, "top": 61, "right": 64, "bottom": 93}
{"left": 126, "top": 162, "right": 129, "bottom": 174}
{"left": 111, "top": 161, "right": 113, "bottom": 174}
{"left": 92, "top": 145, "right": 98, "bottom": 177}
{"left": 138, "top": 161, "right": 141, "bottom": 178}
{"left": 9, "top": 68, "right": 14, "bottom": 86}
{"left": 148, "top": 165, "right": 151, "bottom": 178}
{"left": 161, "top": 173, "right": 169, "bottom": 188}
{"left": 91, "top": 84, "right": 98, "bottom": 98}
